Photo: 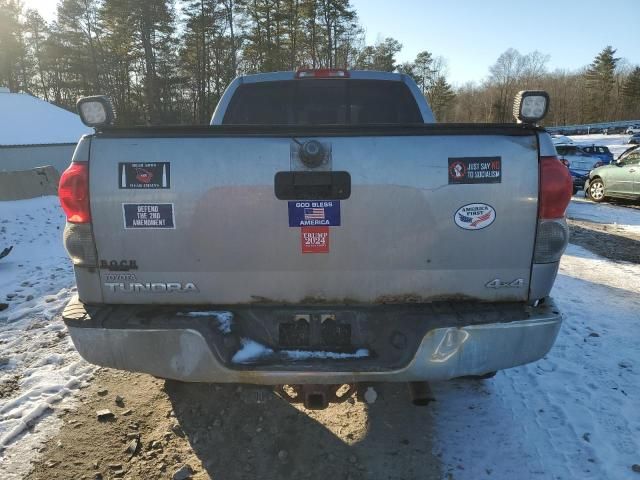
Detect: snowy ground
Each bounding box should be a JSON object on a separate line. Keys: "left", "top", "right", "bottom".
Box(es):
{"left": 0, "top": 197, "right": 94, "bottom": 479}
{"left": 568, "top": 194, "right": 640, "bottom": 234}
{"left": 2, "top": 192, "right": 640, "bottom": 479}
{"left": 434, "top": 205, "right": 640, "bottom": 479}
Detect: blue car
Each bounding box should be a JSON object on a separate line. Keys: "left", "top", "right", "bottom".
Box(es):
{"left": 581, "top": 145, "right": 614, "bottom": 164}
{"left": 555, "top": 144, "right": 609, "bottom": 194}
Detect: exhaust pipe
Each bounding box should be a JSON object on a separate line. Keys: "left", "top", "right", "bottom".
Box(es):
{"left": 408, "top": 382, "right": 435, "bottom": 406}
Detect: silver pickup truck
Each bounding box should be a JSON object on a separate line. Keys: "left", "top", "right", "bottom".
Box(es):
{"left": 59, "top": 70, "right": 572, "bottom": 408}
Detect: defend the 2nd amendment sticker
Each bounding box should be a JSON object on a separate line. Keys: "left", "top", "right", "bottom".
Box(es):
{"left": 454, "top": 203, "right": 496, "bottom": 230}
{"left": 301, "top": 226, "right": 329, "bottom": 253}
{"left": 448, "top": 157, "right": 501, "bottom": 184}
{"left": 119, "top": 162, "right": 170, "bottom": 189}
{"left": 123, "top": 203, "right": 175, "bottom": 229}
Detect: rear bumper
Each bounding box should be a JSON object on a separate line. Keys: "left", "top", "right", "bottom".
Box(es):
{"left": 63, "top": 297, "right": 562, "bottom": 385}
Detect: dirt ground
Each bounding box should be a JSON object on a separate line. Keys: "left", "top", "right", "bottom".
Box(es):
{"left": 567, "top": 217, "right": 640, "bottom": 264}
{"left": 25, "top": 370, "right": 441, "bottom": 480}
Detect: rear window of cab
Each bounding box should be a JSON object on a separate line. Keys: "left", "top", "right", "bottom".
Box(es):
{"left": 222, "top": 79, "right": 423, "bottom": 125}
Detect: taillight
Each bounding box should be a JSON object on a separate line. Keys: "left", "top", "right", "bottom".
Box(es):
{"left": 59, "top": 162, "right": 90, "bottom": 223}
{"left": 539, "top": 156, "right": 572, "bottom": 219}
{"left": 534, "top": 156, "right": 572, "bottom": 264}
{"left": 296, "top": 69, "right": 349, "bottom": 79}
{"left": 561, "top": 158, "right": 570, "bottom": 167}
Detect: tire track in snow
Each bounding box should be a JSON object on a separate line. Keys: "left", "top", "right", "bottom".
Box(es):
{"left": 433, "top": 244, "right": 640, "bottom": 480}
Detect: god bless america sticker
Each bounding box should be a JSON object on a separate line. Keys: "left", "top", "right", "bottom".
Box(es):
{"left": 123, "top": 203, "right": 175, "bottom": 229}
{"left": 454, "top": 203, "right": 496, "bottom": 230}
{"left": 301, "top": 226, "right": 329, "bottom": 253}
{"left": 448, "top": 157, "right": 501, "bottom": 184}
{"left": 119, "top": 162, "right": 170, "bottom": 189}
{"left": 288, "top": 201, "right": 340, "bottom": 227}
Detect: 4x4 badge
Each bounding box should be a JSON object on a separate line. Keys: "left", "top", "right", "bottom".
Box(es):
{"left": 486, "top": 279, "right": 524, "bottom": 289}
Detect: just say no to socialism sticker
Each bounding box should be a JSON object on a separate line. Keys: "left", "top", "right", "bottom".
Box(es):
{"left": 448, "top": 157, "right": 501, "bottom": 184}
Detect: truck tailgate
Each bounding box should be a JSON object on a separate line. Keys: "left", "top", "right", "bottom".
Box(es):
{"left": 89, "top": 128, "right": 539, "bottom": 304}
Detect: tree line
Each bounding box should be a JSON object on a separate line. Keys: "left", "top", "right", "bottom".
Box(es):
{"left": 0, "top": 0, "right": 638, "bottom": 126}
{"left": 452, "top": 46, "right": 640, "bottom": 125}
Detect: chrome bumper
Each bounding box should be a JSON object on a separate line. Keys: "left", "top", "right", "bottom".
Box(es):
{"left": 64, "top": 298, "right": 562, "bottom": 385}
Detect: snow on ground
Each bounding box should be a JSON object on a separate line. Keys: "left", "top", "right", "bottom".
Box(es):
{"left": 0, "top": 197, "right": 95, "bottom": 479}
{"left": 569, "top": 133, "right": 635, "bottom": 158}
{"left": 568, "top": 195, "right": 640, "bottom": 234}
{"left": 2, "top": 189, "right": 640, "bottom": 479}
{"left": 433, "top": 209, "right": 640, "bottom": 478}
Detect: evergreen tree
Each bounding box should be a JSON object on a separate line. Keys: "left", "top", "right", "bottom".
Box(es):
{"left": 412, "top": 50, "right": 434, "bottom": 95}
{"left": 427, "top": 75, "right": 455, "bottom": 121}
{"left": 622, "top": 66, "right": 640, "bottom": 116}
{"left": 55, "top": 0, "right": 103, "bottom": 100}
{"left": 24, "top": 9, "right": 51, "bottom": 100}
{"left": 585, "top": 46, "right": 619, "bottom": 121}
{"left": 355, "top": 37, "right": 401, "bottom": 72}
{"left": 0, "top": 0, "right": 28, "bottom": 92}
{"left": 100, "top": 0, "right": 141, "bottom": 124}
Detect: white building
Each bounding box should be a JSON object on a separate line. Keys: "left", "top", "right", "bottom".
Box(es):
{"left": 0, "top": 88, "right": 92, "bottom": 173}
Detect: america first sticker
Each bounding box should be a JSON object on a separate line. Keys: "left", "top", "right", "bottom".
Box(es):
{"left": 123, "top": 203, "right": 175, "bottom": 229}
{"left": 288, "top": 201, "right": 340, "bottom": 227}
{"left": 119, "top": 162, "right": 170, "bottom": 189}
{"left": 454, "top": 203, "right": 496, "bottom": 230}
{"left": 448, "top": 157, "right": 501, "bottom": 184}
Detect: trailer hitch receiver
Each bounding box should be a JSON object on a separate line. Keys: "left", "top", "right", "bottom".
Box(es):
{"left": 274, "top": 384, "right": 356, "bottom": 410}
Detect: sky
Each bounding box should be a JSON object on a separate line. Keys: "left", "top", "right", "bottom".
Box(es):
{"left": 352, "top": 0, "right": 640, "bottom": 85}
{"left": 21, "top": 0, "right": 640, "bottom": 85}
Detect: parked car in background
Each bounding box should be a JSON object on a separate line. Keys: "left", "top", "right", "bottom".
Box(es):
{"left": 555, "top": 144, "right": 609, "bottom": 194}
{"left": 626, "top": 126, "right": 640, "bottom": 134}
{"left": 586, "top": 146, "right": 640, "bottom": 202}
{"left": 551, "top": 135, "right": 574, "bottom": 145}
{"left": 629, "top": 133, "right": 640, "bottom": 145}
{"left": 582, "top": 145, "right": 614, "bottom": 164}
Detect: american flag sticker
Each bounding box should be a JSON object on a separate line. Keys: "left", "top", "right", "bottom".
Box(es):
{"left": 304, "top": 208, "right": 325, "bottom": 220}
{"left": 288, "top": 201, "right": 340, "bottom": 227}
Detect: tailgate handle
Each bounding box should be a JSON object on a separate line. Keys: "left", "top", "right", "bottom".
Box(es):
{"left": 274, "top": 171, "right": 351, "bottom": 200}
